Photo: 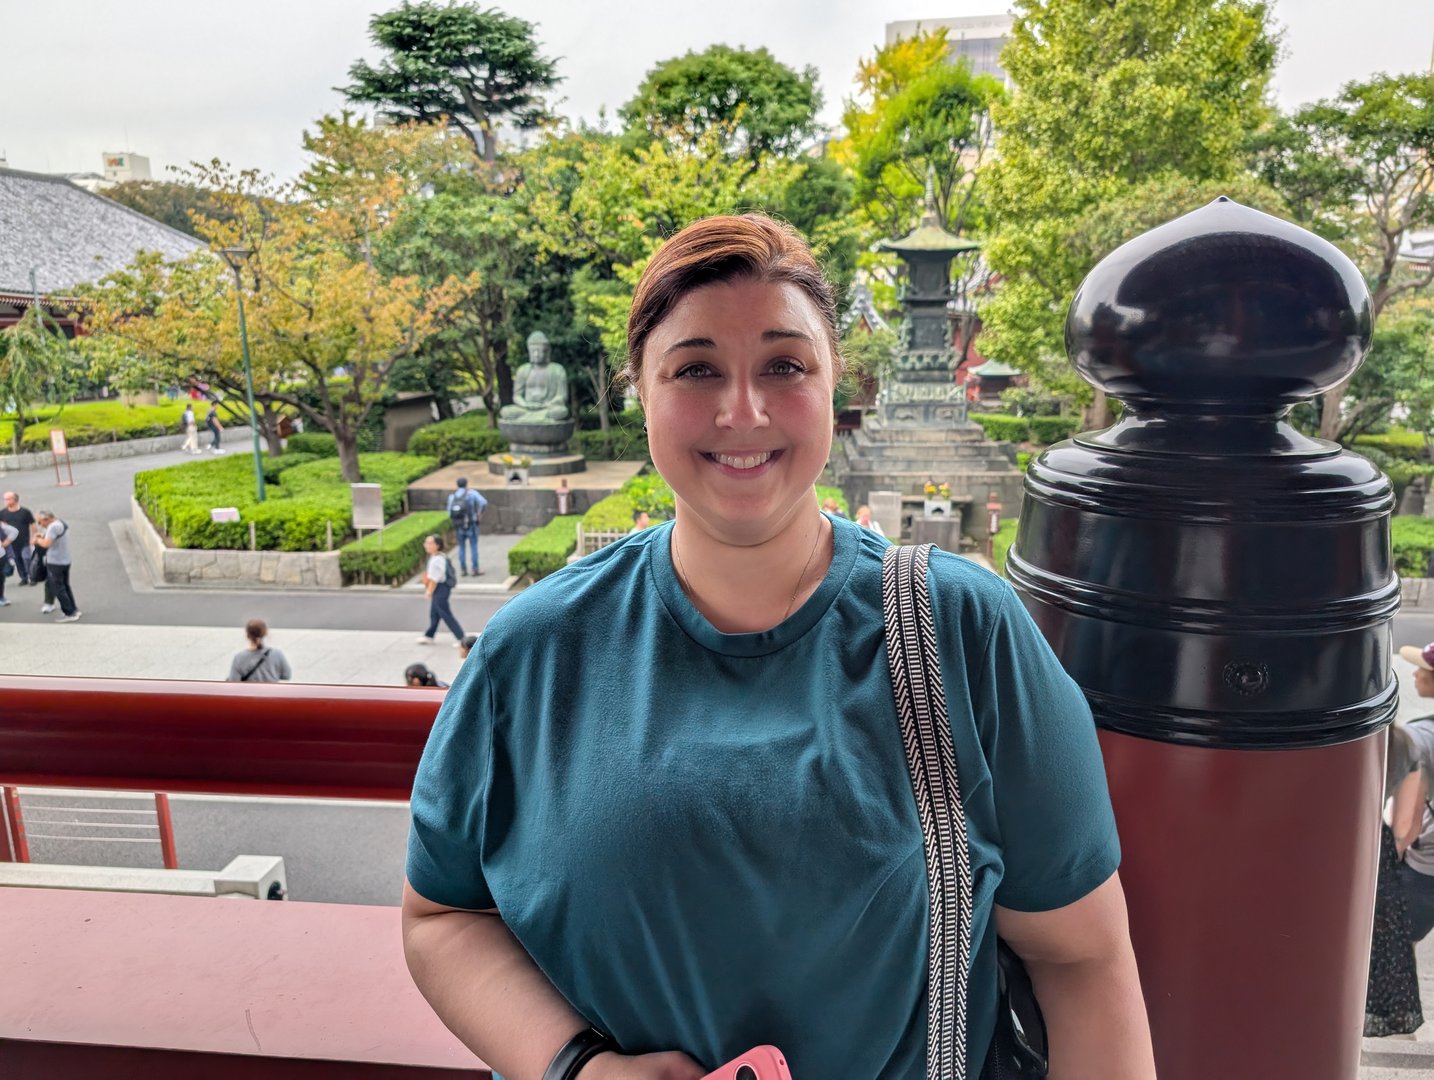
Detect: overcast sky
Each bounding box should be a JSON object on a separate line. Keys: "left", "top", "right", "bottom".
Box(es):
{"left": 1, "top": 0, "right": 1430, "bottom": 182}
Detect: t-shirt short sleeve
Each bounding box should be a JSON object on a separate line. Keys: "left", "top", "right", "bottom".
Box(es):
{"left": 977, "top": 589, "right": 1121, "bottom": 912}
{"left": 1404, "top": 719, "right": 1434, "bottom": 778}
{"left": 427, "top": 554, "right": 447, "bottom": 581}
{"left": 406, "top": 646, "right": 498, "bottom": 910}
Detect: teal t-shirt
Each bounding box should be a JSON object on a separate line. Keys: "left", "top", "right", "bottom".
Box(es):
{"left": 407, "top": 515, "right": 1119, "bottom": 1078}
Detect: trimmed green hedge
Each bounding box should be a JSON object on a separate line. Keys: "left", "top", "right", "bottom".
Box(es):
{"left": 135, "top": 451, "right": 439, "bottom": 552}
{"left": 285, "top": 431, "right": 338, "bottom": 457}
{"left": 5, "top": 399, "right": 249, "bottom": 450}
{"left": 1029, "top": 415, "right": 1080, "bottom": 444}
{"left": 1354, "top": 429, "right": 1428, "bottom": 462}
{"left": 1393, "top": 516, "right": 1434, "bottom": 577}
{"left": 1015, "top": 451, "right": 1032, "bottom": 473}
{"left": 582, "top": 492, "right": 638, "bottom": 532}
{"left": 509, "top": 515, "right": 582, "bottom": 580}
{"left": 969, "top": 413, "right": 1029, "bottom": 442}
{"left": 260, "top": 452, "right": 321, "bottom": 485}
{"left": 339, "top": 510, "right": 452, "bottom": 584}
{"left": 406, "top": 413, "right": 509, "bottom": 465}
{"left": 572, "top": 423, "right": 650, "bottom": 462}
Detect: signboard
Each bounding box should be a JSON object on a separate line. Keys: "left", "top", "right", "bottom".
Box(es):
{"left": 352, "top": 483, "right": 384, "bottom": 532}
{"left": 49, "top": 428, "right": 75, "bottom": 487}
{"left": 210, "top": 507, "right": 241, "bottom": 523}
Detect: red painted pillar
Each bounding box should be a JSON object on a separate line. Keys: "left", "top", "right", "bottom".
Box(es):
{"left": 1011, "top": 198, "right": 1394, "bottom": 1079}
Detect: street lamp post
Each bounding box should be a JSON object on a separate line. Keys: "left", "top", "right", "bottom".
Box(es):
{"left": 218, "top": 248, "right": 265, "bottom": 503}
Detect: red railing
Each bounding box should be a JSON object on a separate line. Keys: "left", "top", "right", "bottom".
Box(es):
{"left": 0, "top": 674, "right": 485, "bottom": 1079}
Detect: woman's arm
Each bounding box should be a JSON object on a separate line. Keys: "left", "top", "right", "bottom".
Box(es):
{"left": 996, "top": 872, "right": 1156, "bottom": 1080}
{"left": 401, "top": 882, "right": 703, "bottom": 1080}
{"left": 1392, "top": 767, "right": 1429, "bottom": 856}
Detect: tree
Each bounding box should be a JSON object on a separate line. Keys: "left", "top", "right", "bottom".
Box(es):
{"left": 620, "top": 45, "right": 822, "bottom": 163}
{"left": 1251, "top": 73, "right": 1434, "bottom": 439}
{"left": 1338, "top": 296, "right": 1434, "bottom": 443}
{"left": 838, "top": 28, "right": 1003, "bottom": 240}
{"left": 100, "top": 180, "right": 238, "bottom": 239}
{"left": 978, "top": 0, "right": 1278, "bottom": 422}
{"left": 341, "top": 1, "right": 560, "bottom": 162}
{"left": 0, "top": 306, "right": 74, "bottom": 454}
{"left": 82, "top": 120, "right": 483, "bottom": 482}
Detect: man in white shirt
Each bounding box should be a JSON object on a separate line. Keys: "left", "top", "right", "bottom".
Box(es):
{"left": 416, "top": 534, "right": 464, "bottom": 647}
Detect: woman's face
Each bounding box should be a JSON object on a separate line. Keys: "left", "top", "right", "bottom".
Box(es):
{"left": 1415, "top": 666, "right": 1434, "bottom": 699}
{"left": 640, "top": 279, "right": 836, "bottom": 544}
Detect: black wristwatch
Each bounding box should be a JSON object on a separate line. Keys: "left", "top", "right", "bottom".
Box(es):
{"left": 542, "top": 1027, "right": 618, "bottom": 1080}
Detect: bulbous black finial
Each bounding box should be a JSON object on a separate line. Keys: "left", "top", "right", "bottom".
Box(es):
{"left": 1065, "top": 198, "right": 1372, "bottom": 416}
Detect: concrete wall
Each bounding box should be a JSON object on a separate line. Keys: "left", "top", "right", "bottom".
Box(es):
{"left": 131, "top": 498, "right": 342, "bottom": 589}
{"left": 0, "top": 426, "right": 257, "bottom": 472}
{"left": 407, "top": 484, "right": 608, "bottom": 533}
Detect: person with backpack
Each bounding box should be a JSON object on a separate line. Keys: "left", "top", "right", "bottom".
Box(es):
{"left": 416, "top": 534, "right": 465, "bottom": 647}
{"left": 445, "top": 477, "right": 488, "bottom": 577}
{"left": 225, "top": 619, "right": 293, "bottom": 683}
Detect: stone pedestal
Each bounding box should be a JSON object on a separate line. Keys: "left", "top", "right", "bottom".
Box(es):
{"left": 497, "top": 418, "right": 577, "bottom": 456}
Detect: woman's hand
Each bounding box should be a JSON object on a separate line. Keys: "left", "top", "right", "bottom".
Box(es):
{"left": 582, "top": 1050, "right": 707, "bottom": 1080}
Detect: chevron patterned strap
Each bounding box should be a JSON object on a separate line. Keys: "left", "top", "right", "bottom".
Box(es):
{"left": 883, "top": 543, "right": 974, "bottom": 1080}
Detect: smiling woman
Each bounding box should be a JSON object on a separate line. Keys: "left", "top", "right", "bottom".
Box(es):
{"left": 400, "top": 214, "right": 1154, "bottom": 1080}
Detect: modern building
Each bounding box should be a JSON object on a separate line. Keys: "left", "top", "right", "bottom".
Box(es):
{"left": 101, "top": 150, "right": 152, "bottom": 185}
{"left": 885, "top": 14, "right": 1015, "bottom": 86}
{"left": 0, "top": 166, "right": 201, "bottom": 332}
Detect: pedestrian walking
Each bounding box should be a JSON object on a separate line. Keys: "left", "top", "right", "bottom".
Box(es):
{"left": 205, "top": 403, "right": 225, "bottom": 453}
{"left": 416, "top": 534, "right": 464, "bottom": 646}
{"left": 225, "top": 619, "right": 293, "bottom": 683}
{"left": 181, "top": 403, "right": 200, "bottom": 455}
{"left": 1393, "top": 643, "right": 1434, "bottom": 941}
{"left": 0, "top": 491, "right": 35, "bottom": 585}
{"left": 445, "top": 477, "right": 488, "bottom": 576}
{"left": 0, "top": 518, "right": 17, "bottom": 608}
{"left": 33, "top": 510, "right": 79, "bottom": 622}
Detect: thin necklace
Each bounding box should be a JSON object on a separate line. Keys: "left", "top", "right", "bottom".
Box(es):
{"left": 673, "top": 519, "right": 826, "bottom": 623}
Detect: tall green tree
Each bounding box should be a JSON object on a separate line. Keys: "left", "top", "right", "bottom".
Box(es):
{"left": 1251, "top": 72, "right": 1434, "bottom": 439}
{"left": 101, "top": 180, "right": 238, "bottom": 239}
{"left": 0, "top": 306, "right": 74, "bottom": 454}
{"left": 342, "top": 1, "right": 560, "bottom": 162}
{"left": 979, "top": 0, "right": 1278, "bottom": 419}
{"left": 620, "top": 45, "right": 822, "bottom": 163}
{"left": 838, "top": 29, "right": 1004, "bottom": 240}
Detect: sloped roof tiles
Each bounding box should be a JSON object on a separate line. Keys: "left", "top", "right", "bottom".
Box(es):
{"left": 0, "top": 167, "right": 202, "bottom": 295}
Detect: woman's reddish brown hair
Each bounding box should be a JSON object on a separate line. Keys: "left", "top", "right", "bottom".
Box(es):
{"left": 623, "top": 213, "right": 843, "bottom": 387}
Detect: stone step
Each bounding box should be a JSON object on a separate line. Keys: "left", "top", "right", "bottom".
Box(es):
{"left": 848, "top": 426, "right": 993, "bottom": 446}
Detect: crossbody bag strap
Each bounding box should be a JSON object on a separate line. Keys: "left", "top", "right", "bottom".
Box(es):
{"left": 239, "top": 648, "right": 270, "bottom": 682}
{"left": 883, "top": 543, "right": 974, "bottom": 1080}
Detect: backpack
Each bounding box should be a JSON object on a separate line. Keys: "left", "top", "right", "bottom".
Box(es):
{"left": 443, "top": 556, "right": 457, "bottom": 589}
{"left": 448, "top": 490, "right": 476, "bottom": 529}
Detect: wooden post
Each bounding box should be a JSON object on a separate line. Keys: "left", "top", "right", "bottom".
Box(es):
{"left": 248, "top": 521, "right": 257, "bottom": 552}
{"left": 326, "top": 521, "right": 334, "bottom": 551}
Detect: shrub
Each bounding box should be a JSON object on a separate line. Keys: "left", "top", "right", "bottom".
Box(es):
{"left": 509, "top": 515, "right": 581, "bottom": 580}
{"left": 1029, "top": 415, "right": 1081, "bottom": 444}
{"left": 11, "top": 399, "right": 249, "bottom": 450}
{"left": 969, "top": 413, "right": 1030, "bottom": 443}
{"left": 260, "top": 452, "right": 321, "bottom": 485}
{"left": 623, "top": 473, "right": 674, "bottom": 518}
{"left": 285, "top": 431, "right": 338, "bottom": 457}
{"left": 572, "top": 424, "right": 650, "bottom": 462}
{"left": 1354, "top": 429, "right": 1429, "bottom": 462}
{"left": 407, "top": 413, "right": 509, "bottom": 465}
{"left": 1384, "top": 461, "right": 1434, "bottom": 506}
{"left": 1392, "top": 516, "right": 1434, "bottom": 577}
{"left": 582, "top": 492, "right": 638, "bottom": 533}
{"left": 135, "top": 451, "right": 439, "bottom": 552}
{"left": 1015, "top": 451, "right": 1032, "bottom": 473}
{"left": 339, "top": 511, "right": 453, "bottom": 585}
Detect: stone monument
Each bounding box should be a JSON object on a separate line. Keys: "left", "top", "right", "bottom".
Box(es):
{"left": 827, "top": 184, "right": 1022, "bottom": 544}
{"left": 494, "top": 331, "right": 585, "bottom": 478}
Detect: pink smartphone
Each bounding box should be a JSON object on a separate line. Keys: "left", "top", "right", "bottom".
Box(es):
{"left": 701, "top": 1045, "right": 793, "bottom": 1080}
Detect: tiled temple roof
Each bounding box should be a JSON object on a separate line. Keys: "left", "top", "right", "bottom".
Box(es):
{"left": 0, "top": 167, "right": 202, "bottom": 295}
